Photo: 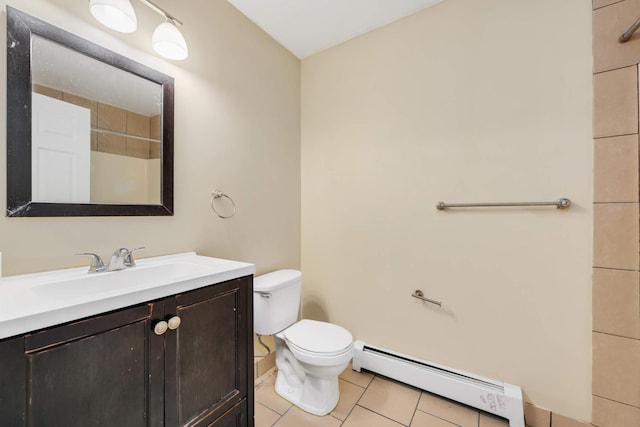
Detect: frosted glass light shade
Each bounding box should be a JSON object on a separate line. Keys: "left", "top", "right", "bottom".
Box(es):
{"left": 152, "top": 21, "right": 188, "bottom": 60}
{"left": 89, "top": 0, "right": 137, "bottom": 33}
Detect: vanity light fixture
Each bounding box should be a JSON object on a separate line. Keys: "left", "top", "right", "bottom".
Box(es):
{"left": 89, "top": 0, "right": 137, "bottom": 33}
{"left": 152, "top": 19, "right": 188, "bottom": 60}
{"left": 89, "top": 0, "right": 188, "bottom": 60}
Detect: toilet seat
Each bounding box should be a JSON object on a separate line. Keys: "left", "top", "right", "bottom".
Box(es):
{"left": 281, "top": 319, "right": 354, "bottom": 366}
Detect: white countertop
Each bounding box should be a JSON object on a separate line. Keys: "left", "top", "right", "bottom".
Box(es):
{"left": 0, "top": 252, "right": 255, "bottom": 340}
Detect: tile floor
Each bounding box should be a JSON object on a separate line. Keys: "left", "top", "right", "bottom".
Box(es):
{"left": 254, "top": 363, "right": 509, "bottom": 427}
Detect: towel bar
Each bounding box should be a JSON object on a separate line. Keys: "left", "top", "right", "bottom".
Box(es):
{"left": 436, "top": 198, "right": 571, "bottom": 211}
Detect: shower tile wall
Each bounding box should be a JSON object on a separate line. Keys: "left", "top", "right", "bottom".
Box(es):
{"left": 32, "top": 84, "right": 160, "bottom": 159}
{"left": 593, "top": 1, "right": 640, "bottom": 426}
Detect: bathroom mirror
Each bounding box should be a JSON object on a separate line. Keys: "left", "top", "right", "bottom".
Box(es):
{"left": 6, "top": 7, "right": 174, "bottom": 216}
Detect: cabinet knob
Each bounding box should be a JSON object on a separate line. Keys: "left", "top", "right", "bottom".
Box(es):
{"left": 168, "top": 316, "right": 182, "bottom": 330}
{"left": 154, "top": 320, "right": 169, "bottom": 335}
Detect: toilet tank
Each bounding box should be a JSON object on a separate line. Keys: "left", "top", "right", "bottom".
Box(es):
{"left": 253, "top": 269, "right": 302, "bottom": 335}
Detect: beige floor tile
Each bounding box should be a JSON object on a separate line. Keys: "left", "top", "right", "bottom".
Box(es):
{"left": 593, "top": 268, "right": 640, "bottom": 339}
{"left": 256, "top": 367, "right": 278, "bottom": 386}
{"left": 359, "top": 376, "right": 421, "bottom": 425}
{"left": 274, "top": 406, "right": 342, "bottom": 427}
{"left": 411, "top": 410, "right": 457, "bottom": 426}
{"left": 593, "top": 332, "right": 640, "bottom": 406}
{"left": 593, "top": 0, "right": 623, "bottom": 9}
{"left": 417, "top": 392, "right": 479, "bottom": 427}
{"left": 255, "top": 380, "right": 292, "bottom": 415}
{"left": 257, "top": 352, "right": 277, "bottom": 377}
{"left": 593, "top": 66, "right": 638, "bottom": 138}
{"left": 340, "top": 362, "right": 375, "bottom": 388}
{"left": 342, "top": 405, "right": 405, "bottom": 427}
{"left": 594, "top": 134, "right": 640, "bottom": 203}
{"left": 593, "top": 203, "right": 640, "bottom": 270}
{"left": 331, "top": 379, "right": 366, "bottom": 421}
{"left": 594, "top": 1, "right": 640, "bottom": 73}
{"left": 524, "top": 402, "right": 550, "bottom": 427}
{"left": 255, "top": 402, "right": 281, "bottom": 427}
{"left": 480, "top": 413, "right": 509, "bottom": 427}
{"left": 593, "top": 395, "right": 640, "bottom": 427}
{"left": 551, "top": 413, "right": 590, "bottom": 427}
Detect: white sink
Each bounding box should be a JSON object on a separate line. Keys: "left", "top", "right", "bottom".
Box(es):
{"left": 32, "top": 262, "right": 212, "bottom": 299}
{"left": 0, "top": 252, "right": 255, "bottom": 339}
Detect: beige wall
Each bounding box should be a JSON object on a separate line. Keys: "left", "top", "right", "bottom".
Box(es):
{"left": 0, "top": 0, "right": 300, "bottom": 275}
{"left": 91, "top": 152, "right": 160, "bottom": 204}
{"left": 301, "top": 0, "right": 592, "bottom": 421}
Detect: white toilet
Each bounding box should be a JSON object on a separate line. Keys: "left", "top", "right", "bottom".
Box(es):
{"left": 254, "top": 270, "right": 354, "bottom": 416}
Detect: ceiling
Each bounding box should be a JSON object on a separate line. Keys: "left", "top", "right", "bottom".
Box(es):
{"left": 226, "top": 0, "right": 445, "bottom": 59}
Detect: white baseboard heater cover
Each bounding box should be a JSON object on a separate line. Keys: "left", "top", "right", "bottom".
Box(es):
{"left": 353, "top": 341, "right": 525, "bottom": 427}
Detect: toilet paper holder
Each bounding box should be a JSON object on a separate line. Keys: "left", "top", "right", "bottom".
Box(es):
{"left": 411, "top": 289, "right": 442, "bottom": 307}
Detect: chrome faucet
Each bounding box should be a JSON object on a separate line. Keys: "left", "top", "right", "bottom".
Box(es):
{"left": 77, "top": 247, "right": 145, "bottom": 273}
{"left": 106, "top": 248, "right": 130, "bottom": 272}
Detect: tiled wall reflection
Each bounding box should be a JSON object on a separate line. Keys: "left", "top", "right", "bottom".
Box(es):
{"left": 33, "top": 84, "right": 161, "bottom": 160}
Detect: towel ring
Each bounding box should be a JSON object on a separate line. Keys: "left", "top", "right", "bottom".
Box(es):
{"left": 210, "top": 190, "right": 236, "bottom": 219}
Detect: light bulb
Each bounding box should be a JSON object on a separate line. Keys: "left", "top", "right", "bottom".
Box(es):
{"left": 152, "top": 21, "right": 188, "bottom": 61}
{"left": 89, "top": 0, "right": 137, "bottom": 33}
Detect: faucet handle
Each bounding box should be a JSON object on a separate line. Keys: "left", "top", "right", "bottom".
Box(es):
{"left": 124, "top": 247, "right": 145, "bottom": 267}
{"left": 76, "top": 253, "right": 106, "bottom": 273}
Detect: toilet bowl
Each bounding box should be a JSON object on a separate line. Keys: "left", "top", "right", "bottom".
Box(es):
{"left": 253, "top": 270, "right": 354, "bottom": 416}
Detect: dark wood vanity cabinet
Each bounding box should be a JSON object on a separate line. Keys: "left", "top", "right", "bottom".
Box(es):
{"left": 0, "top": 276, "right": 254, "bottom": 427}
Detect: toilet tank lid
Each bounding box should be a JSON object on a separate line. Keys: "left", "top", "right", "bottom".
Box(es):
{"left": 254, "top": 269, "right": 301, "bottom": 292}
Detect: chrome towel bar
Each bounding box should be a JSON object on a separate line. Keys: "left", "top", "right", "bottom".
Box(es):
{"left": 620, "top": 17, "right": 640, "bottom": 43}
{"left": 436, "top": 197, "right": 571, "bottom": 211}
{"left": 411, "top": 290, "right": 442, "bottom": 307}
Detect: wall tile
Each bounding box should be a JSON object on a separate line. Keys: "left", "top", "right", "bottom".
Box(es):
{"left": 126, "top": 111, "right": 150, "bottom": 138}
{"left": 592, "top": 395, "right": 640, "bottom": 426}
{"left": 551, "top": 413, "right": 591, "bottom": 427}
{"left": 594, "top": 0, "right": 640, "bottom": 72}
{"left": 150, "top": 114, "right": 161, "bottom": 140}
{"left": 593, "top": 203, "right": 640, "bottom": 270}
{"left": 97, "top": 132, "right": 127, "bottom": 156}
{"left": 32, "top": 84, "right": 62, "bottom": 100}
{"left": 97, "top": 103, "right": 126, "bottom": 132}
{"left": 593, "top": 268, "right": 640, "bottom": 338}
{"left": 126, "top": 138, "right": 150, "bottom": 159}
{"left": 594, "top": 135, "right": 639, "bottom": 202}
{"left": 593, "top": 332, "right": 640, "bottom": 406}
{"left": 525, "top": 403, "right": 551, "bottom": 427}
{"left": 149, "top": 141, "right": 161, "bottom": 159}
{"left": 593, "top": 66, "right": 638, "bottom": 138}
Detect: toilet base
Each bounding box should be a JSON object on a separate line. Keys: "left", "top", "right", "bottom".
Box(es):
{"left": 273, "top": 337, "right": 349, "bottom": 416}
{"left": 274, "top": 361, "right": 340, "bottom": 416}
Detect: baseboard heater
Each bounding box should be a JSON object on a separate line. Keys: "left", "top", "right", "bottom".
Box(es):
{"left": 353, "top": 341, "right": 525, "bottom": 427}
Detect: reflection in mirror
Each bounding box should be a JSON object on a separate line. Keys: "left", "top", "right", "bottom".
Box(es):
{"left": 32, "top": 36, "right": 162, "bottom": 205}
{"left": 7, "top": 7, "right": 174, "bottom": 217}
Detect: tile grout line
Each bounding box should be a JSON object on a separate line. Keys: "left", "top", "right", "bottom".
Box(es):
{"left": 592, "top": 394, "right": 640, "bottom": 409}
{"left": 407, "top": 389, "right": 421, "bottom": 427}
{"left": 351, "top": 372, "right": 417, "bottom": 426}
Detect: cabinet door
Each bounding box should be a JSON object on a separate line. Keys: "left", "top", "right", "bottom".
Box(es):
{"left": 165, "top": 277, "right": 253, "bottom": 427}
{"left": 208, "top": 400, "right": 247, "bottom": 427}
{"left": 0, "top": 336, "right": 26, "bottom": 426}
{"left": 22, "top": 301, "right": 165, "bottom": 427}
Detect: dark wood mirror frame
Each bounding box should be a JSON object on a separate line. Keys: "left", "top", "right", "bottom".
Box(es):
{"left": 6, "top": 7, "right": 174, "bottom": 217}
